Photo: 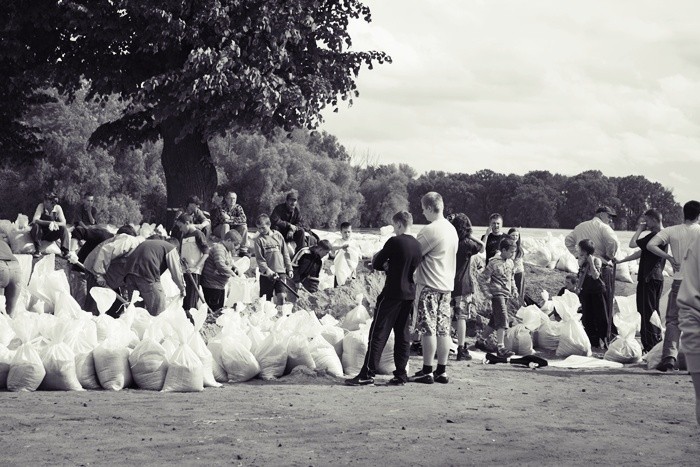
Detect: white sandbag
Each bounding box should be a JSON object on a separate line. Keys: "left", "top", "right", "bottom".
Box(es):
{"left": 7, "top": 314, "right": 46, "bottom": 392}
{"left": 310, "top": 336, "right": 344, "bottom": 377}
{"left": 225, "top": 276, "right": 255, "bottom": 306}
{"left": 74, "top": 350, "right": 100, "bottom": 390}
{"left": 39, "top": 322, "right": 83, "bottom": 391}
{"left": 505, "top": 324, "right": 535, "bottom": 356}
{"left": 377, "top": 331, "right": 395, "bottom": 375}
{"left": 645, "top": 340, "right": 687, "bottom": 371}
{"left": 605, "top": 295, "right": 642, "bottom": 363}
{"left": 0, "top": 313, "right": 15, "bottom": 346}
{"left": 526, "top": 247, "right": 551, "bottom": 267}
{"left": 189, "top": 333, "right": 222, "bottom": 388}
{"left": 555, "top": 252, "right": 579, "bottom": 274}
{"left": 247, "top": 326, "right": 267, "bottom": 355}
{"left": 320, "top": 314, "right": 339, "bottom": 327}
{"left": 285, "top": 309, "right": 323, "bottom": 339}
{"left": 129, "top": 338, "right": 168, "bottom": 391}
{"left": 553, "top": 291, "right": 591, "bottom": 358}
{"left": 333, "top": 244, "right": 360, "bottom": 286}
{"left": 161, "top": 344, "right": 204, "bottom": 392}
{"left": 320, "top": 324, "right": 345, "bottom": 358}
{"left": 614, "top": 260, "right": 634, "bottom": 283}
{"left": 93, "top": 338, "right": 133, "bottom": 391}
{"left": 341, "top": 294, "right": 370, "bottom": 331}
{"left": 209, "top": 334, "right": 260, "bottom": 383}
{"left": 516, "top": 305, "right": 545, "bottom": 332}
{"left": 9, "top": 229, "right": 34, "bottom": 254}
{"left": 341, "top": 326, "right": 369, "bottom": 376}
{"left": 533, "top": 319, "right": 561, "bottom": 351}
{"left": 254, "top": 333, "right": 287, "bottom": 380}
{"left": 0, "top": 345, "right": 15, "bottom": 389}
{"left": 285, "top": 334, "right": 316, "bottom": 374}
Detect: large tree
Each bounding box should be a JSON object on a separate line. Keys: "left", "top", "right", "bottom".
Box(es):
{"left": 3, "top": 1, "right": 389, "bottom": 222}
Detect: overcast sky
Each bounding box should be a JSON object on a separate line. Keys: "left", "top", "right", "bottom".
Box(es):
{"left": 320, "top": 0, "right": 700, "bottom": 205}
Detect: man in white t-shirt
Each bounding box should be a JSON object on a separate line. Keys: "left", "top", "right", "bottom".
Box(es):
{"left": 409, "top": 192, "right": 458, "bottom": 384}
{"left": 647, "top": 200, "right": 700, "bottom": 371}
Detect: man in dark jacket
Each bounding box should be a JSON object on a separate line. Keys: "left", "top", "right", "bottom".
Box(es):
{"left": 270, "top": 190, "right": 306, "bottom": 254}
{"left": 345, "top": 211, "right": 423, "bottom": 387}
{"left": 291, "top": 240, "right": 332, "bottom": 293}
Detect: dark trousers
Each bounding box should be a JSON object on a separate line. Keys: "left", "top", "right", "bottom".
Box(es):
{"left": 580, "top": 291, "right": 609, "bottom": 348}
{"left": 601, "top": 265, "right": 616, "bottom": 339}
{"left": 203, "top": 287, "right": 226, "bottom": 311}
{"left": 84, "top": 273, "right": 126, "bottom": 318}
{"left": 30, "top": 223, "right": 70, "bottom": 252}
{"left": 281, "top": 227, "right": 306, "bottom": 254}
{"left": 637, "top": 279, "right": 663, "bottom": 352}
{"left": 183, "top": 272, "right": 200, "bottom": 311}
{"left": 359, "top": 295, "right": 413, "bottom": 380}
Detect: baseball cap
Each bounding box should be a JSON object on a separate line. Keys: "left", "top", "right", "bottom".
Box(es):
{"left": 595, "top": 206, "right": 617, "bottom": 217}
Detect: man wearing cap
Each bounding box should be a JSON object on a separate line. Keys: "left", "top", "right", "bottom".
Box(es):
{"left": 565, "top": 206, "right": 621, "bottom": 343}
{"left": 646, "top": 200, "right": 700, "bottom": 371}
{"left": 270, "top": 190, "right": 307, "bottom": 254}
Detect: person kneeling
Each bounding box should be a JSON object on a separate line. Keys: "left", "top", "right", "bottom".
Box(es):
{"left": 291, "top": 240, "right": 332, "bottom": 294}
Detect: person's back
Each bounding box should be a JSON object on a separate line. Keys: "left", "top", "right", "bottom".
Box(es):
{"left": 376, "top": 234, "right": 422, "bottom": 300}
{"left": 415, "top": 218, "right": 458, "bottom": 292}
{"left": 653, "top": 223, "right": 700, "bottom": 280}
{"left": 125, "top": 239, "right": 175, "bottom": 283}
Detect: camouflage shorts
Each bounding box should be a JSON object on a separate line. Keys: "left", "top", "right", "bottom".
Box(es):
{"left": 452, "top": 294, "right": 474, "bottom": 321}
{"left": 415, "top": 287, "right": 452, "bottom": 337}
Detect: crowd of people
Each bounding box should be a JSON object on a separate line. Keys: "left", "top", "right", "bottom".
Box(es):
{"left": 3, "top": 189, "right": 700, "bottom": 423}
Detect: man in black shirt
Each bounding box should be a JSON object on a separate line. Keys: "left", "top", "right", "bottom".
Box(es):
{"left": 345, "top": 211, "right": 423, "bottom": 386}
{"left": 270, "top": 190, "right": 306, "bottom": 254}
{"left": 615, "top": 208, "right": 666, "bottom": 352}
{"left": 482, "top": 212, "right": 508, "bottom": 265}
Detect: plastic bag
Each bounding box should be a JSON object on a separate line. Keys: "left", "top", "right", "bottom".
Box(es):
{"left": 333, "top": 244, "right": 361, "bottom": 286}
{"left": 377, "top": 331, "right": 396, "bottom": 375}
{"left": 605, "top": 295, "right": 642, "bottom": 363}
{"left": 129, "top": 337, "right": 168, "bottom": 390}
{"left": 310, "top": 336, "right": 344, "bottom": 377}
{"left": 516, "top": 305, "right": 545, "bottom": 332}
{"left": 0, "top": 344, "right": 15, "bottom": 389}
{"left": 254, "top": 333, "right": 288, "bottom": 380}
{"left": 341, "top": 325, "right": 369, "bottom": 376}
{"left": 0, "top": 313, "right": 15, "bottom": 346}
{"left": 340, "top": 295, "right": 370, "bottom": 331}
{"left": 285, "top": 333, "right": 316, "bottom": 374}
{"left": 505, "top": 324, "right": 535, "bottom": 356}
{"left": 161, "top": 307, "right": 204, "bottom": 392}
{"left": 320, "top": 324, "right": 345, "bottom": 358}
{"left": 39, "top": 322, "right": 83, "bottom": 391}
{"left": 533, "top": 319, "right": 561, "bottom": 351}
{"left": 7, "top": 314, "right": 46, "bottom": 392}
{"left": 93, "top": 337, "right": 133, "bottom": 390}
{"left": 555, "top": 252, "right": 579, "bottom": 274}
{"left": 553, "top": 291, "right": 591, "bottom": 357}
{"left": 208, "top": 334, "right": 260, "bottom": 383}
{"left": 285, "top": 309, "right": 323, "bottom": 339}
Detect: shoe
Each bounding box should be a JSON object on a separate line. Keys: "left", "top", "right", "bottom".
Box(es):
{"left": 496, "top": 346, "right": 515, "bottom": 358}
{"left": 409, "top": 370, "right": 434, "bottom": 384}
{"left": 433, "top": 373, "right": 449, "bottom": 384}
{"left": 456, "top": 346, "right": 472, "bottom": 361}
{"left": 32, "top": 251, "right": 42, "bottom": 259}
{"left": 410, "top": 342, "right": 423, "bottom": 356}
{"left": 656, "top": 357, "right": 677, "bottom": 372}
{"left": 475, "top": 340, "right": 491, "bottom": 352}
{"left": 387, "top": 376, "right": 406, "bottom": 386}
{"left": 345, "top": 375, "right": 374, "bottom": 386}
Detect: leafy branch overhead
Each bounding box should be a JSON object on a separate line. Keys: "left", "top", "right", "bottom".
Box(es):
{"left": 39, "top": 0, "right": 391, "bottom": 146}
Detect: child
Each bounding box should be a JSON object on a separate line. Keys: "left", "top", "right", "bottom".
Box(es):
{"left": 330, "top": 222, "right": 360, "bottom": 287}
{"left": 508, "top": 227, "right": 525, "bottom": 301}
{"left": 577, "top": 239, "right": 609, "bottom": 349}
{"left": 291, "top": 240, "right": 332, "bottom": 294}
{"left": 175, "top": 213, "right": 210, "bottom": 312}
{"left": 449, "top": 213, "right": 484, "bottom": 361}
{"left": 254, "top": 213, "right": 293, "bottom": 305}
{"left": 482, "top": 237, "right": 519, "bottom": 358}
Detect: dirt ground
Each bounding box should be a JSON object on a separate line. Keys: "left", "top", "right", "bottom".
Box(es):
{"left": 1, "top": 352, "right": 697, "bottom": 466}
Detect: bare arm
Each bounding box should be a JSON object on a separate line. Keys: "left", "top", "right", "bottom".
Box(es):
{"left": 647, "top": 234, "right": 678, "bottom": 270}
{"left": 615, "top": 250, "right": 642, "bottom": 264}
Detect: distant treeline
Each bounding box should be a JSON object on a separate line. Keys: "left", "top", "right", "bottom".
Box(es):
{"left": 0, "top": 86, "right": 682, "bottom": 230}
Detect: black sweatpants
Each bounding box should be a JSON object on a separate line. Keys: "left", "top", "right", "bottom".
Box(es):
{"left": 358, "top": 295, "right": 413, "bottom": 380}
{"left": 580, "top": 291, "right": 609, "bottom": 348}
{"left": 637, "top": 278, "right": 663, "bottom": 352}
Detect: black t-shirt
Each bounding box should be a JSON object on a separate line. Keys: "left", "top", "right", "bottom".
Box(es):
{"left": 483, "top": 232, "right": 508, "bottom": 265}
{"left": 637, "top": 232, "right": 667, "bottom": 282}
{"left": 73, "top": 227, "right": 114, "bottom": 263}
{"left": 372, "top": 234, "right": 422, "bottom": 300}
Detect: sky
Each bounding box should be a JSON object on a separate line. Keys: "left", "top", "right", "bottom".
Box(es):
{"left": 320, "top": 0, "right": 700, "bottom": 205}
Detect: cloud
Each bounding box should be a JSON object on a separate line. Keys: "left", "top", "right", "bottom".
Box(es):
{"left": 321, "top": 0, "right": 700, "bottom": 204}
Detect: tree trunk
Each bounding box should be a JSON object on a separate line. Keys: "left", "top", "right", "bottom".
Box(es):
{"left": 160, "top": 116, "right": 218, "bottom": 228}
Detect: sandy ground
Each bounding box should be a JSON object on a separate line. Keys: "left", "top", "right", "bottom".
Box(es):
{"left": 1, "top": 352, "right": 697, "bottom": 466}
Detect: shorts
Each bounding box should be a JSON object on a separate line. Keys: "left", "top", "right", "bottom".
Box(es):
{"left": 259, "top": 273, "right": 289, "bottom": 300}
{"left": 488, "top": 295, "right": 509, "bottom": 330}
{"left": 415, "top": 287, "right": 452, "bottom": 337}
{"left": 452, "top": 294, "right": 473, "bottom": 321}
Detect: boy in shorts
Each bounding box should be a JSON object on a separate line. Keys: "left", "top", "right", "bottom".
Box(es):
{"left": 254, "top": 213, "right": 293, "bottom": 305}
{"left": 482, "top": 237, "right": 519, "bottom": 358}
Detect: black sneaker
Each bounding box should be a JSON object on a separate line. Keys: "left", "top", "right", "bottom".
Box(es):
{"left": 409, "top": 370, "right": 434, "bottom": 384}
{"left": 433, "top": 373, "right": 449, "bottom": 384}
{"left": 456, "top": 346, "right": 472, "bottom": 361}
{"left": 387, "top": 376, "right": 406, "bottom": 386}
{"left": 475, "top": 340, "right": 491, "bottom": 352}
{"left": 656, "top": 356, "right": 677, "bottom": 372}
{"left": 496, "top": 346, "right": 515, "bottom": 358}
{"left": 345, "top": 375, "right": 374, "bottom": 386}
